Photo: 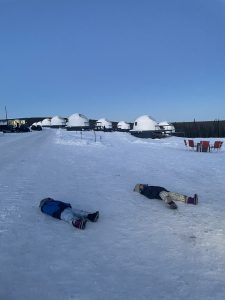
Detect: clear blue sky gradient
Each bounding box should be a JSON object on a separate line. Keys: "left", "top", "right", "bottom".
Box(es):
{"left": 0, "top": 0, "right": 225, "bottom": 122}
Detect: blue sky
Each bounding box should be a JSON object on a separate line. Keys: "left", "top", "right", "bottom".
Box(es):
{"left": 0, "top": 0, "right": 225, "bottom": 122}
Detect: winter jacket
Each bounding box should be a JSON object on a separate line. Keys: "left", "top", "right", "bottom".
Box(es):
{"left": 39, "top": 198, "right": 71, "bottom": 219}
{"left": 141, "top": 186, "right": 168, "bottom": 200}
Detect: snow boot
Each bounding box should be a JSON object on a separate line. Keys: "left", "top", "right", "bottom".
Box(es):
{"left": 72, "top": 218, "right": 87, "bottom": 230}
{"left": 167, "top": 200, "right": 178, "bottom": 209}
{"left": 87, "top": 211, "right": 99, "bottom": 222}
{"left": 186, "top": 194, "right": 198, "bottom": 205}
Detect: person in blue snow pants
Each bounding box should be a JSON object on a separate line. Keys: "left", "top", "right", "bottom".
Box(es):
{"left": 39, "top": 197, "right": 99, "bottom": 230}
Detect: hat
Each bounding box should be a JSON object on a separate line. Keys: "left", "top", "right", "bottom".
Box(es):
{"left": 39, "top": 197, "right": 52, "bottom": 207}
{"left": 133, "top": 184, "right": 141, "bottom": 193}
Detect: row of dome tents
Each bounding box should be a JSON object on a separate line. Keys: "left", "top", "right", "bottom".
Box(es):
{"left": 31, "top": 116, "right": 66, "bottom": 129}
{"left": 94, "top": 118, "right": 131, "bottom": 131}
{"left": 31, "top": 116, "right": 65, "bottom": 130}
{"left": 66, "top": 115, "right": 131, "bottom": 131}
{"left": 31, "top": 114, "right": 131, "bottom": 132}
{"left": 31, "top": 114, "right": 175, "bottom": 138}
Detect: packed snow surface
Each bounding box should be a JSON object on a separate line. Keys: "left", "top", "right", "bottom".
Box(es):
{"left": 0, "top": 129, "right": 225, "bottom": 300}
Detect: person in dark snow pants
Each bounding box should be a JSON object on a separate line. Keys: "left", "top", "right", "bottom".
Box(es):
{"left": 133, "top": 184, "right": 198, "bottom": 209}
{"left": 39, "top": 198, "right": 99, "bottom": 229}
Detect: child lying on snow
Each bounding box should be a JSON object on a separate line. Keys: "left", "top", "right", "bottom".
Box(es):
{"left": 39, "top": 198, "right": 99, "bottom": 230}
{"left": 134, "top": 184, "right": 198, "bottom": 209}
{"left": 39, "top": 186, "right": 197, "bottom": 229}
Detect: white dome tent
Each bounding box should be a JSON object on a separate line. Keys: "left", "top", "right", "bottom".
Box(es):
{"left": 117, "top": 121, "right": 130, "bottom": 131}
{"left": 130, "top": 115, "right": 164, "bottom": 139}
{"left": 41, "top": 118, "right": 51, "bottom": 127}
{"left": 132, "top": 115, "right": 160, "bottom": 131}
{"left": 158, "top": 121, "right": 175, "bottom": 135}
{"left": 66, "top": 113, "right": 90, "bottom": 131}
{"left": 51, "top": 116, "right": 66, "bottom": 128}
{"left": 95, "top": 118, "right": 113, "bottom": 131}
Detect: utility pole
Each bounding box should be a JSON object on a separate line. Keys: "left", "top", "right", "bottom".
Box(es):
{"left": 5, "top": 106, "right": 8, "bottom": 125}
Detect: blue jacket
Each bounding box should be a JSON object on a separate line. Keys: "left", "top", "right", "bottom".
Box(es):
{"left": 40, "top": 198, "right": 71, "bottom": 219}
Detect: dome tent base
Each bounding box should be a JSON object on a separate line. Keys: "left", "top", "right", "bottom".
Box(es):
{"left": 95, "top": 126, "right": 113, "bottom": 132}
{"left": 66, "top": 126, "right": 91, "bottom": 131}
{"left": 51, "top": 125, "right": 66, "bottom": 128}
{"left": 117, "top": 129, "right": 130, "bottom": 132}
{"left": 130, "top": 130, "right": 166, "bottom": 139}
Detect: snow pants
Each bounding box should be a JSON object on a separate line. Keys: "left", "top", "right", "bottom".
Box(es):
{"left": 60, "top": 208, "right": 89, "bottom": 224}
{"left": 159, "top": 191, "right": 188, "bottom": 204}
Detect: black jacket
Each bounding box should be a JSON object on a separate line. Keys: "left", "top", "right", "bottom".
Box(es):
{"left": 141, "top": 186, "right": 168, "bottom": 200}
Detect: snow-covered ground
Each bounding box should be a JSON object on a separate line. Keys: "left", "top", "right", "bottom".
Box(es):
{"left": 1, "top": 129, "right": 225, "bottom": 300}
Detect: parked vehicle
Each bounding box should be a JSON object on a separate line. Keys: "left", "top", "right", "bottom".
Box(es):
{"left": 14, "top": 124, "right": 30, "bottom": 132}
{"left": 0, "top": 125, "right": 15, "bottom": 133}
{"left": 31, "top": 125, "right": 42, "bottom": 131}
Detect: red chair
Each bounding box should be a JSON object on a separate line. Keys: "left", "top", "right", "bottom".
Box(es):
{"left": 188, "top": 139, "right": 196, "bottom": 150}
{"left": 211, "top": 141, "right": 223, "bottom": 151}
{"left": 200, "top": 141, "right": 210, "bottom": 152}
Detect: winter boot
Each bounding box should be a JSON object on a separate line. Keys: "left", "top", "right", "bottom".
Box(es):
{"left": 87, "top": 211, "right": 99, "bottom": 222}
{"left": 186, "top": 194, "right": 198, "bottom": 205}
{"left": 72, "top": 218, "right": 87, "bottom": 230}
{"left": 167, "top": 200, "right": 178, "bottom": 209}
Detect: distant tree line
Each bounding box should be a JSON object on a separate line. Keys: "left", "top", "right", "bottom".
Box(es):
{"left": 172, "top": 120, "right": 225, "bottom": 138}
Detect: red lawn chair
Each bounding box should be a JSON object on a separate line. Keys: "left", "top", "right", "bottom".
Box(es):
{"left": 211, "top": 141, "right": 223, "bottom": 151}
{"left": 188, "top": 139, "right": 196, "bottom": 150}
{"left": 200, "top": 141, "right": 210, "bottom": 152}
